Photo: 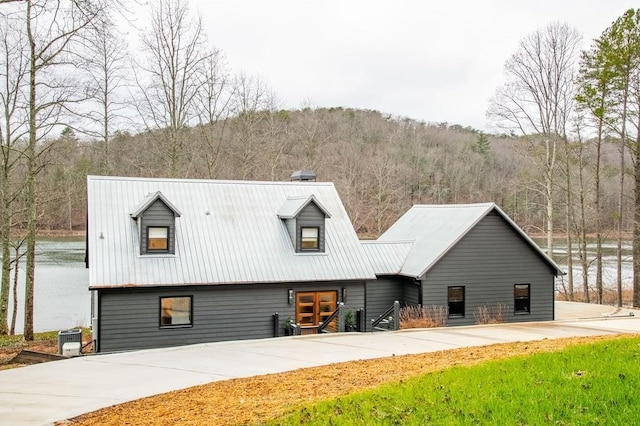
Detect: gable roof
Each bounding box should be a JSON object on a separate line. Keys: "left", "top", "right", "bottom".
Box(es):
{"left": 87, "top": 176, "right": 376, "bottom": 289}
{"left": 277, "top": 194, "right": 331, "bottom": 219}
{"left": 130, "top": 191, "right": 182, "bottom": 218}
{"left": 377, "top": 203, "right": 563, "bottom": 278}
{"left": 361, "top": 240, "right": 414, "bottom": 275}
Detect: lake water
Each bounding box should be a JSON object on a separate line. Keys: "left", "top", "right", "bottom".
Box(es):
{"left": 0, "top": 237, "right": 635, "bottom": 335}
{"left": 543, "top": 241, "right": 633, "bottom": 291}
{"left": 4, "top": 238, "right": 89, "bottom": 335}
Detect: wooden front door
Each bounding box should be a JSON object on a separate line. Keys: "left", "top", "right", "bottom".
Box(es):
{"left": 296, "top": 291, "right": 337, "bottom": 334}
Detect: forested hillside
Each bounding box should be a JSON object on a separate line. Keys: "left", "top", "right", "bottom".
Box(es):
{"left": 36, "top": 108, "right": 630, "bottom": 240}
{"left": 2, "top": 1, "right": 639, "bottom": 339}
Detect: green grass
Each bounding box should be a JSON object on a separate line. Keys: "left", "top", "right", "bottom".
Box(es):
{"left": 0, "top": 330, "right": 59, "bottom": 348}
{"left": 269, "top": 337, "right": 640, "bottom": 425}
{"left": 0, "top": 328, "right": 90, "bottom": 349}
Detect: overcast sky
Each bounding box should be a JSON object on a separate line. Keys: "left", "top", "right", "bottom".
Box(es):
{"left": 175, "top": 1, "right": 637, "bottom": 131}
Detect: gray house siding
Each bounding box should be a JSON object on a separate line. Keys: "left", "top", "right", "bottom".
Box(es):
{"left": 97, "top": 281, "right": 365, "bottom": 352}
{"left": 365, "top": 276, "right": 417, "bottom": 331}
{"left": 420, "top": 211, "right": 555, "bottom": 326}
{"left": 366, "top": 277, "right": 402, "bottom": 330}
{"left": 403, "top": 280, "right": 421, "bottom": 306}
{"left": 295, "top": 203, "right": 326, "bottom": 252}
{"left": 139, "top": 199, "right": 176, "bottom": 254}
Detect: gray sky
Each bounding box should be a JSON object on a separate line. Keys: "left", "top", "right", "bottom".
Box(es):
{"left": 184, "top": 0, "right": 636, "bottom": 131}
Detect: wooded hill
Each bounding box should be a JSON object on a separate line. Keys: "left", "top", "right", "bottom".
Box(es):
{"left": 37, "top": 107, "right": 630, "bottom": 239}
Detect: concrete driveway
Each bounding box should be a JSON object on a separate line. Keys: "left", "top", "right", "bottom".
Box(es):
{"left": 1, "top": 301, "right": 638, "bottom": 426}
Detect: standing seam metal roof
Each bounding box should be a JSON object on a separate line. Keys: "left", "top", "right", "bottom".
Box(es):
{"left": 377, "top": 203, "right": 563, "bottom": 278}
{"left": 360, "top": 240, "right": 414, "bottom": 275}
{"left": 87, "top": 176, "right": 376, "bottom": 289}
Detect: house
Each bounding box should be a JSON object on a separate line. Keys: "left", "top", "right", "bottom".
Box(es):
{"left": 86, "top": 175, "right": 376, "bottom": 352}
{"left": 362, "top": 204, "right": 563, "bottom": 326}
{"left": 87, "top": 176, "right": 562, "bottom": 352}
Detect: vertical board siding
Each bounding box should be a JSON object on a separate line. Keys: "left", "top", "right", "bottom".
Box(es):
{"left": 99, "top": 281, "right": 365, "bottom": 352}
{"left": 140, "top": 199, "right": 176, "bottom": 254}
{"left": 421, "top": 211, "right": 555, "bottom": 326}
{"left": 296, "top": 203, "right": 326, "bottom": 252}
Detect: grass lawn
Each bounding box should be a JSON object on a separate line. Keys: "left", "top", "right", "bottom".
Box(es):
{"left": 269, "top": 337, "right": 640, "bottom": 425}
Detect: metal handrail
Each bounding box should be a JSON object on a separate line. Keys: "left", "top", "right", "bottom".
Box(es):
{"left": 318, "top": 304, "right": 341, "bottom": 333}
{"left": 371, "top": 301, "right": 399, "bottom": 331}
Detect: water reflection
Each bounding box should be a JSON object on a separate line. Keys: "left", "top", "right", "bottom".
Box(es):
{"left": 5, "top": 238, "right": 89, "bottom": 334}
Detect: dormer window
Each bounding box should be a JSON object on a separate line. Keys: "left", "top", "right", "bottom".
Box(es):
{"left": 131, "top": 191, "right": 181, "bottom": 256}
{"left": 148, "top": 226, "right": 169, "bottom": 252}
{"left": 301, "top": 227, "right": 319, "bottom": 251}
{"left": 278, "top": 195, "right": 331, "bottom": 253}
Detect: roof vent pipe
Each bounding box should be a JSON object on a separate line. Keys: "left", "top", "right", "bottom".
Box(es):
{"left": 290, "top": 170, "right": 316, "bottom": 182}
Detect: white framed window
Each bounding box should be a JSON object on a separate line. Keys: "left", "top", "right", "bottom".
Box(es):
{"left": 300, "top": 227, "right": 319, "bottom": 250}
{"left": 147, "top": 226, "right": 169, "bottom": 251}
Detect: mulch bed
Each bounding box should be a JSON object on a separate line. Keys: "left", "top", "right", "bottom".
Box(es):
{"left": 67, "top": 334, "right": 632, "bottom": 425}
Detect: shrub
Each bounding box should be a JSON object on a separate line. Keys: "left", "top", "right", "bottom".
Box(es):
{"left": 400, "top": 305, "right": 447, "bottom": 329}
{"left": 474, "top": 303, "right": 507, "bottom": 324}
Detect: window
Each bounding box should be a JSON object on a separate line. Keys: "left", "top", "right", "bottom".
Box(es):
{"left": 160, "top": 296, "right": 192, "bottom": 327}
{"left": 147, "top": 226, "right": 169, "bottom": 252}
{"left": 300, "top": 227, "right": 319, "bottom": 250}
{"left": 448, "top": 286, "right": 465, "bottom": 318}
{"left": 514, "top": 284, "right": 530, "bottom": 314}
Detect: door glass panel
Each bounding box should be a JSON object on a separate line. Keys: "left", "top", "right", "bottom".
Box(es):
{"left": 295, "top": 291, "right": 337, "bottom": 332}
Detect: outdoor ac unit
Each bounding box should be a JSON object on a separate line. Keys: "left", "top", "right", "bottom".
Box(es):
{"left": 62, "top": 342, "right": 81, "bottom": 357}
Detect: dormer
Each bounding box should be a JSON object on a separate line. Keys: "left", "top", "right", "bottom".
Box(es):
{"left": 278, "top": 195, "right": 331, "bottom": 253}
{"left": 130, "top": 191, "right": 181, "bottom": 255}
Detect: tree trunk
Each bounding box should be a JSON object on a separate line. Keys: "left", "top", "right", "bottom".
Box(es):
{"left": 24, "top": 1, "right": 36, "bottom": 341}
{"left": 564, "top": 153, "right": 574, "bottom": 301}
{"left": 10, "top": 248, "right": 19, "bottom": 336}
{"left": 595, "top": 97, "right": 604, "bottom": 304}
{"left": 0, "top": 156, "right": 10, "bottom": 334}
{"left": 634, "top": 121, "right": 640, "bottom": 308}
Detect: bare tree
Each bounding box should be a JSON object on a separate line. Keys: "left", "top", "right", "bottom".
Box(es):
{"left": 488, "top": 22, "right": 582, "bottom": 261}
{"left": 20, "top": 0, "right": 110, "bottom": 340}
{"left": 82, "top": 17, "right": 130, "bottom": 174}
{"left": 0, "top": 12, "right": 29, "bottom": 334}
{"left": 227, "top": 73, "right": 276, "bottom": 180}
{"left": 135, "top": 0, "right": 213, "bottom": 177}
{"left": 193, "top": 50, "right": 232, "bottom": 179}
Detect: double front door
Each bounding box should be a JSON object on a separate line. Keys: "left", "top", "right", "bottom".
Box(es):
{"left": 296, "top": 291, "right": 337, "bottom": 334}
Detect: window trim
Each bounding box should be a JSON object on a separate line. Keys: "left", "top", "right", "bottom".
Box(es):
{"left": 159, "top": 296, "right": 193, "bottom": 328}
{"left": 147, "top": 226, "right": 170, "bottom": 253}
{"left": 447, "top": 286, "right": 465, "bottom": 318}
{"left": 300, "top": 226, "right": 320, "bottom": 251}
{"left": 514, "top": 284, "right": 531, "bottom": 315}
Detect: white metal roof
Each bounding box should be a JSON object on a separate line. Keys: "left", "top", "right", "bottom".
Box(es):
{"left": 277, "top": 195, "right": 331, "bottom": 219}
{"left": 361, "top": 240, "right": 414, "bottom": 275}
{"left": 377, "top": 203, "right": 563, "bottom": 278}
{"left": 87, "top": 176, "right": 376, "bottom": 289}
{"left": 130, "top": 191, "right": 182, "bottom": 218}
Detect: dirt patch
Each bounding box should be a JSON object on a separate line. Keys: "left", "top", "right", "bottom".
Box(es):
{"left": 0, "top": 335, "right": 92, "bottom": 370}
{"left": 67, "top": 334, "right": 632, "bottom": 426}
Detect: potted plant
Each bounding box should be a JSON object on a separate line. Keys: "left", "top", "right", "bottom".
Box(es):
{"left": 345, "top": 310, "right": 356, "bottom": 332}
{"left": 284, "top": 317, "right": 294, "bottom": 336}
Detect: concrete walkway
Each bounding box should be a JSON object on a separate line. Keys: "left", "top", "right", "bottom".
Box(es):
{"left": 1, "top": 302, "right": 639, "bottom": 426}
